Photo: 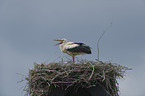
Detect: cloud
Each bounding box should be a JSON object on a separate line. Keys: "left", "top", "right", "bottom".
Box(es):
{"left": 0, "top": 0, "right": 145, "bottom": 96}
{"left": 0, "top": 38, "right": 33, "bottom": 96}
{"left": 119, "top": 50, "right": 145, "bottom": 96}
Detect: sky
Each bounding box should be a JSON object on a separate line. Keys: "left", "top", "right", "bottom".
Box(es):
{"left": 0, "top": 0, "right": 145, "bottom": 96}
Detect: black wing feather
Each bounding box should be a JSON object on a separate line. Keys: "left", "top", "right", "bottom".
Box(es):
{"left": 66, "top": 45, "right": 91, "bottom": 54}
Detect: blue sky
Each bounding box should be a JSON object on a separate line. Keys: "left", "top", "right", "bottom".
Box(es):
{"left": 0, "top": 0, "right": 145, "bottom": 96}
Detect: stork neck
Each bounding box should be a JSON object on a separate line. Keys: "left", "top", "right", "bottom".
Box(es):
{"left": 59, "top": 43, "right": 66, "bottom": 52}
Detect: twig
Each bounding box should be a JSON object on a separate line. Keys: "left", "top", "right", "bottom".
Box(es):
{"left": 102, "top": 69, "right": 106, "bottom": 81}
{"left": 88, "top": 63, "right": 95, "bottom": 81}
{"left": 51, "top": 71, "right": 66, "bottom": 82}
{"left": 52, "top": 82, "right": 72, "bottom": 84}
{"left": 97, "top": 20, "right": 113, "bottom": 60}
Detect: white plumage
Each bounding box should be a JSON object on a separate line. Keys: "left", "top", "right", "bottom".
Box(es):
{"left": 54, "top": 38, "right": 91, "bottom": 63}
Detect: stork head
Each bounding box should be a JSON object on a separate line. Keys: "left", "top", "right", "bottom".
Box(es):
{"left": 54, "top": 38, "right": 67, "bottom": 46}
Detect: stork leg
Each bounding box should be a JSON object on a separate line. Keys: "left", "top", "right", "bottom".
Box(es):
{"left": 72, "top": 55, "right": 75, "bottom": 64}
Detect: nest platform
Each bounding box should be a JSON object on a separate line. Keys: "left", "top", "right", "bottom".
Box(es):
{"left": 25, "top": 60, "right": 131, "bottom": 96}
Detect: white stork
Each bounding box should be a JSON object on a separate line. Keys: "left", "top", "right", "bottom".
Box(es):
{"left": 54, "top": 38, "right": 91, "bottom": 63}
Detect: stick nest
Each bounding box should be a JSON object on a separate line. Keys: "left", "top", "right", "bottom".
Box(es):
{"left": 25, "top": 60, "right": 131, "bottom": 96}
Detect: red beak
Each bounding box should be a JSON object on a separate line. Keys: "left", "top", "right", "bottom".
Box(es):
{"left": 54, "top": 39, "right": 63, "bottom": 46}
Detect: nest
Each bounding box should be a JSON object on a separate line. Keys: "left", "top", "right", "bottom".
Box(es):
{"left": 25, "top": 60, "right": 131, "bottom": 96}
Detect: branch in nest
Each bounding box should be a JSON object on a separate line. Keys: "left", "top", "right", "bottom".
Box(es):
{"left": 88, "top": 62, "right": 95, "bottom": 81}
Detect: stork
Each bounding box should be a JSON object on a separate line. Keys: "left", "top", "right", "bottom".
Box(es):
{"left": 54, "top": 38, "right": 92, "bottom": 63}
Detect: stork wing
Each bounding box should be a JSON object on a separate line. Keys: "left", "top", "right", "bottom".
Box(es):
{"left": 65, "top": 42, "right": 79, "bottom": 49}
{"left": 66, "top": 45, "right": 91, "bottom": 54}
